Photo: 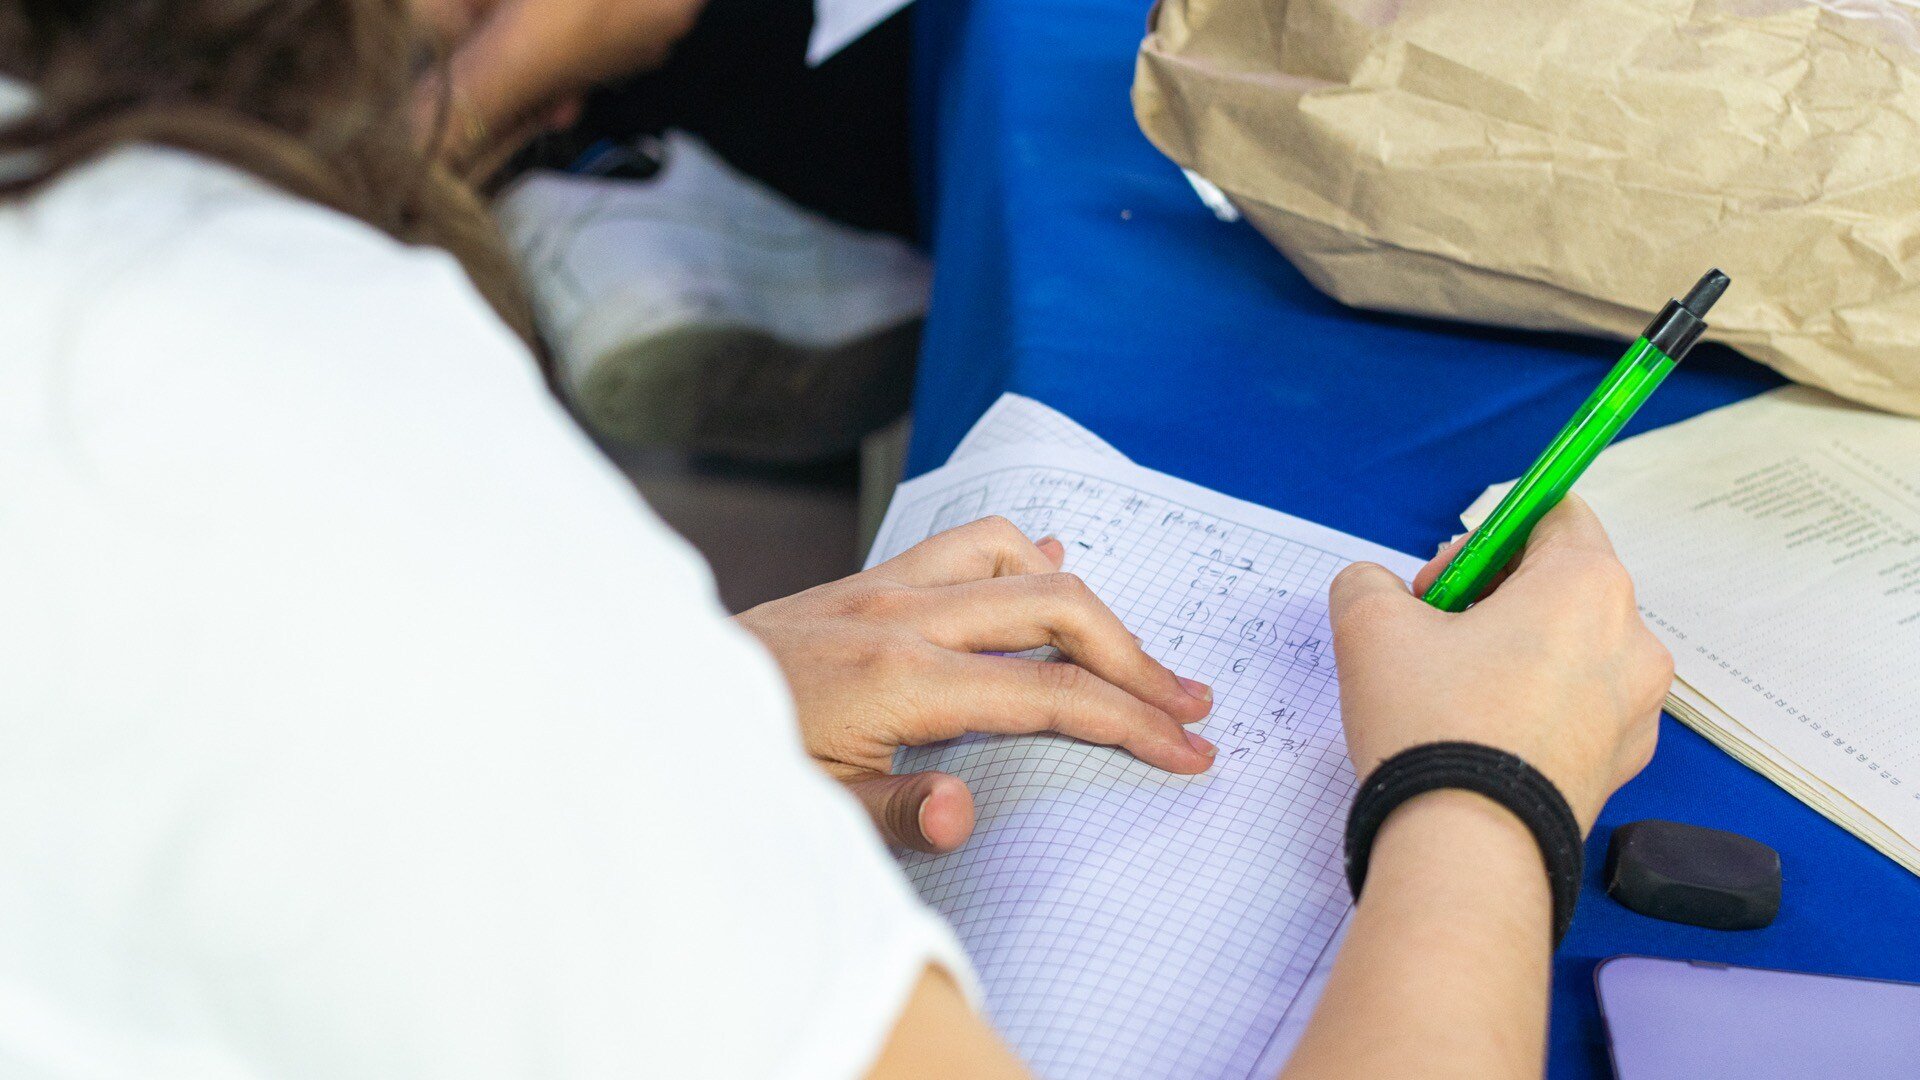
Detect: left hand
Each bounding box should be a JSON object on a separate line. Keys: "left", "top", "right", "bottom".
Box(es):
{"left": 736, "top": 516, "right": 1216, "bottom": 854}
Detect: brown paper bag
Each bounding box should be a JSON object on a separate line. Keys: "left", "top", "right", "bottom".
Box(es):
{"left": 1134, "top": 0, "right": 1920, "bottom": 417}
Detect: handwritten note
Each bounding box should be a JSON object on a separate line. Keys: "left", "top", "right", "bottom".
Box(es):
{"left": 869, "top": 428, "right": 1419, "bottom": 1080}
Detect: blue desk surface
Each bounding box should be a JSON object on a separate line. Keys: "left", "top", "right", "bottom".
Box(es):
{"left": 906, "top": 0, "right": 1920, "bottom": 1074}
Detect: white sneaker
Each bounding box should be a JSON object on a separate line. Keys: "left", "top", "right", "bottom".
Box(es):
{"left": 496, "top": 131, "right": 930, "bottom": 462}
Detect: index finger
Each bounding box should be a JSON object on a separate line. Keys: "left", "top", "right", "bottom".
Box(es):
{"left": 1411, "top": 533, "right": 1469, "bottom": 597}
{"left": 869, "top": 516, "right": 1064, "bottom": 588}
{"left": 918, "top": 652, "right": 1216, "bottom": 775}
{"left": 913, "top": 572, "right": 1213, "bottom": 724}
{"left": 1414, "top": 530, "right": 1528, "bottom": 600}
{"left": 1464, "top": 496, "right": 1628, "bottom": 612}
{"left": 1421, "top": 497, "right": 1616, "bottom": 610}
{"left": 1508, "top": 495, "right": 1618, "bottom": 570}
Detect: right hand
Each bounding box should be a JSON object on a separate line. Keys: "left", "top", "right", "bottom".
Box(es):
{"left": 1327, "top": 497, "right": 1672, "bottom": 832}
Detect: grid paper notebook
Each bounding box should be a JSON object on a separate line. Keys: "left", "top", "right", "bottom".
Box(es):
{"left": 867, "top": 400, "right": 1421, "bottom": 1079}
{"left": 948, "top": 393, "right": 1125, "bottom": 462}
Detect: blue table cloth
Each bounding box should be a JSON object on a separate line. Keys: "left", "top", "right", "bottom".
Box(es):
{"left": 906, "top": 0, "right": 1920, "bottom": 1075}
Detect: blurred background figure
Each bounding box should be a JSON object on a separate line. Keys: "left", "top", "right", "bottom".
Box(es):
{"left": 496, "top": 130, "right": 927, "bottom": 464}
{"left": 421, "top": 0, "right": 925, "bottom": 608}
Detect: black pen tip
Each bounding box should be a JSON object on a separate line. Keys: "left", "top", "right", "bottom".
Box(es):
{"left": 1679, "top": 269, "right": 1730, "bottom": 318}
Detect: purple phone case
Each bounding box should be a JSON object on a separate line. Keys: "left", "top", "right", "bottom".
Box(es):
{"left": 1596, "top": 955, "right": 1920, "bottom": 1079}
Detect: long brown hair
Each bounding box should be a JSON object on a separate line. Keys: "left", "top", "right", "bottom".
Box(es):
{"left": 0, "top": 0, "right": 536, "bottom": 344}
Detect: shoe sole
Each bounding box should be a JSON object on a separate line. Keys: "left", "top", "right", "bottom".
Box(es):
{"left": 575, "top": 321, "right": 920, "bottom": 464}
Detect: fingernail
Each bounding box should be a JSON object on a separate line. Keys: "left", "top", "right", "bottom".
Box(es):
{"left": 1037, "top": 535, "right": 1060, "bottom": 548}
{"left": 1177, "top": 676, "right": 1213, "bottom": 703}
{"left": 914, "top": 796, "right": 933, "bottom": 849}
{"left": 1185, "top": 730, "right": 1216, "bottom": 757}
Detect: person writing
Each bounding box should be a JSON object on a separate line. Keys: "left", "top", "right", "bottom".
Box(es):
{"left": 0, "top": 2, "right": 1670, "bottom": 1078}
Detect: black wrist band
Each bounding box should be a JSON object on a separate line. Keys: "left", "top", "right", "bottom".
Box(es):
{"left": 1345, "top": 741, "right": 1585, "bottom": 947}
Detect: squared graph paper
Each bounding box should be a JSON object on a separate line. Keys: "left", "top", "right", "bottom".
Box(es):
{"left": 868, "top": 430, "right": 1422, "bottom": 1080}
{"left": 948, "top": 393, "right": 1125, "bottom": 462}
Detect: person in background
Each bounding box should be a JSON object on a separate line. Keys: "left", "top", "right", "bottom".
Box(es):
{"left": 0, "top": 3, "right": 1671, "bottom": 1079}
{"left": 421, "top": 0, "right": 928, "bottom": 464}
{"left": 411, "top": 0, "right": 704, "bottom": 161}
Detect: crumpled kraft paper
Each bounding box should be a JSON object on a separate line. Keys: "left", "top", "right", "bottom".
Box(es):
{"left": 1134, "top": 0, "right": 1920, "bottom": 417}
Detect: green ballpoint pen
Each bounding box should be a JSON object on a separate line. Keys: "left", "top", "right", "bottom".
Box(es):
{"left": 1422, "top": 269, "right": 1731, "bottom": 612}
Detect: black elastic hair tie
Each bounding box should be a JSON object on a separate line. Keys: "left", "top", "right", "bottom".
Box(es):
{"left": 1345, "top": 741, "right": 1585, "bottom": 947}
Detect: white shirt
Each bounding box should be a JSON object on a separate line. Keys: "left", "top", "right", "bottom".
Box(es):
{"left": 0, "top": 143, "right": 969, "bottom": 1079}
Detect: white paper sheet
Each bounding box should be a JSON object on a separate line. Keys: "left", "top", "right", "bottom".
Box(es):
{"left": 808, "top": 0, "right": 914, "bottom": 64}
{"left": 950, "top": 393, "right": 1124, "bottom": 462}
{"left": 870, "top": 437, "right": 1418, "bottom": 1079}
{"left": 948, "top": 394, "right": 1356, "bottom": 1074}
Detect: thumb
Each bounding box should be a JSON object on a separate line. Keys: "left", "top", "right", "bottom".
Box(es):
{"left": 1327, "top": 561, "right": 1419, "bottom": 632}
{"left": 842, "top": 770, "right": 977, "bottom": 854}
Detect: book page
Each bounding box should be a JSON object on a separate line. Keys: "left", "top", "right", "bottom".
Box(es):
{"left": 870, "top": 444, "right": 1419, "bottom": 1079}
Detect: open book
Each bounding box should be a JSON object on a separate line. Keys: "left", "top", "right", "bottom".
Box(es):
{"left": 867, "top": 396, "right": 1421, "bottom": 1079}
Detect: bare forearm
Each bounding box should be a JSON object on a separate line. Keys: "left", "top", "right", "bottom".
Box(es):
{"left": 431, "top": 0, "right": 707, "bottom": 163}
{"left": 1280, "top": 790, "right": 1554, "bottom": 1080}
{"left": 867, "top": 967, "right": 1031, "bottom": 1080}
{"left": 443, "top": 6, "right": 594, "bottom": 139}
